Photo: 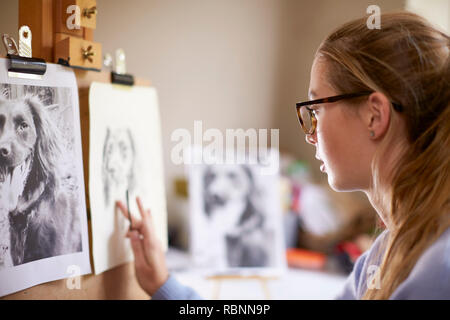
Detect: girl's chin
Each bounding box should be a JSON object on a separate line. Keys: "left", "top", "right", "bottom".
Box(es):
{"left": 328, "top": 175, "right": 363, "bottom": 192}
{"left": 327, "top": 172, "right": 346, "bottom": 192}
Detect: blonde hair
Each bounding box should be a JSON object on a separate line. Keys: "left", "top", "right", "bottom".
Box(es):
{"left": 317, "top": 12, "right": 450, "bottom": 299}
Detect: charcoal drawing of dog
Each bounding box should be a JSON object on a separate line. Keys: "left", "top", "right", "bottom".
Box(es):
{"left": 0, "top": 95, "right": 82, "bottom": 268}
{"left": 102, "top": 127, "right": 136, "bottom": 209}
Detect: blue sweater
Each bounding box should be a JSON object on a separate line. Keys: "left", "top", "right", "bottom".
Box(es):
{"left": 152, "top": 228, "right": 450, "bottom": 300}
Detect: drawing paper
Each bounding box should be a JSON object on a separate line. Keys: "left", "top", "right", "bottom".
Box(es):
{"left": 89, "top": 82, "right": 168, "bottom": 274}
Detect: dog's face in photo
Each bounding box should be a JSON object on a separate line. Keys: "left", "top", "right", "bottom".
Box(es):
{"left": 0, "top": 94, "right": 61, "bottom": 214}
{"left": 0, "top": 91, "right": 82, "bottom": 267}
{"left": 0, "top": 98, "right": 38, "bottom": 212}
{"left": 203, "top": 165, "right": 253, "bottom": 231}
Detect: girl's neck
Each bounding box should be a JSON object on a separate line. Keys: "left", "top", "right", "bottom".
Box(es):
{"left": 365, "top": 188, "right": 392, "bottom": 230}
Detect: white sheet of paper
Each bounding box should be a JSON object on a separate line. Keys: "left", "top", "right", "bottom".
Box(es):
{"left": 0, "top": 58, "right": 91, "bottom": 297}
{"left": 89, "top": 82, "right": 168, "bottom": 274}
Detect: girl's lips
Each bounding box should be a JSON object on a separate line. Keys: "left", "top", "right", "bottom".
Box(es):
{"left": 320, "top": 162, "right": 326, "bottom": 172}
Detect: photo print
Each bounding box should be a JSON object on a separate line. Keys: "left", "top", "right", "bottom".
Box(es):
{"left": 0, "top": 58, "right": 91, "bottom": 297}
{"left": 189, "top": 148, "right": 286, "bottom": 275}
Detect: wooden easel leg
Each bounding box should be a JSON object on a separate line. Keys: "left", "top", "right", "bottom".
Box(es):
{"left": 260, "top": 279, "right": 271, "bottom": 300}
{"left": 208, "top": 276, "right": 274, "bottom": 299}
{"left": 212, "top": 279, "right": 222, "bottom": 300}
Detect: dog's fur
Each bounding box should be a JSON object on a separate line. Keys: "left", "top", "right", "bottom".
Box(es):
{"left": 0, "top": 95, "right": 81, "bottom": 267}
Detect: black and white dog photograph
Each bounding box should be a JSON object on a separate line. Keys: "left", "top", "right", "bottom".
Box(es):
{"left": 0, "top": 83, "right": 82, "bottom": 269}
{"left": 190, "top": 155, "right": 285, "bottom": 273}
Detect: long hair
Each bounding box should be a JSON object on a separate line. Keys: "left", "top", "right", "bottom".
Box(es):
{"left": 24, "top": 95, "right": 63, "bottom": 201}
{"left": 317, "top": 12, "right": 450, "bottom": 299}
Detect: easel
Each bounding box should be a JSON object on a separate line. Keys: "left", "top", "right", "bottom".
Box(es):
{"left": 1, "top": 0, "right": 149, "bottom": 300}
{"left": 206, "top": 274, "right": 278, "bottom": 300}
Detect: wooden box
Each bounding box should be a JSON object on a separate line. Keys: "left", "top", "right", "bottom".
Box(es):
{"left": 55, "top": 36, "right": 102, "bottom": 69}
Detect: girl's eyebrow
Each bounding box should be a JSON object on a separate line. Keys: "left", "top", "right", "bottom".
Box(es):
{"left": 308, "top": 90, "right": 317, "bottom": 99}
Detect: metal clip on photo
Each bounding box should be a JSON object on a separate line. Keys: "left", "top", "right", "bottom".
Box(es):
{"left": 109, "top": 49, "right": 134, "bottom": 86}
{"left": 2, "top": 26, "right": 47, "bottom": 80}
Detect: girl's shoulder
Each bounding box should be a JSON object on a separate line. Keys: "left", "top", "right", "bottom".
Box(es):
{"left": 340, "top": 227, "right": 450, "bottom": 300}
{"left": 390, "top": 227, "right": 450, "bottom": 299}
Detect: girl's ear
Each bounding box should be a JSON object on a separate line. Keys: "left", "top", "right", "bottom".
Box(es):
{"left": 365, "top": 92, "right": 392, "bottom": 140}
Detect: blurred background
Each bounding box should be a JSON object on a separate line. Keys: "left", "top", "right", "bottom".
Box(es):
{"left": 1, "top": 0, "right": 448, "bottom": 299}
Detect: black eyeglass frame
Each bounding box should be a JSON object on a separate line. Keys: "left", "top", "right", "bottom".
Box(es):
{"left": 295, "top": 91, "right": 403, "bottom": 135}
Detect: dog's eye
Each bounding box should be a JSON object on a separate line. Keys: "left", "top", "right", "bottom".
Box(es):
{"left": 227, "top": 172, "right": 237, "bottom": 180}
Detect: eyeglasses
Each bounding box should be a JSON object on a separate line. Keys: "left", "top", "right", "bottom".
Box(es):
{"left": 295, "top": 91, "right": 403, "bottom": 135}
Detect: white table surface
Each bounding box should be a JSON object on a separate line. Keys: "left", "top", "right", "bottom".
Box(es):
{"left": 166, "top": 248, "right": 348, "bottom": 300}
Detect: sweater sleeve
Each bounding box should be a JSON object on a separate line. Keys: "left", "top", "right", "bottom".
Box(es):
{"left": 151, "top": 274, "right": 204, "bottom": 300}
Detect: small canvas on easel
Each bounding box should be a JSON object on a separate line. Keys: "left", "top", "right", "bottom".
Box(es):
{"left": 88, "top": 82, "right": 168, "bottom": 274}
{"left": 189, "top": 148, "right": 286, "bottom": 276}
{"left": 0, "top": 59, "right": 91, "bottom": 297}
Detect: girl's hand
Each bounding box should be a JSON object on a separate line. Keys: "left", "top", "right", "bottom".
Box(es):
{"left": 116, "top": 197, "right": 169, "bottom": 296}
